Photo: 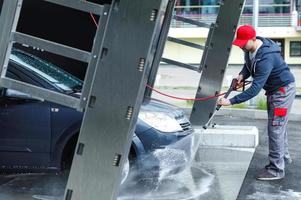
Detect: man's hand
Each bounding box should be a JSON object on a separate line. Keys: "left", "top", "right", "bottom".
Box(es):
{"left": 235, "top": 74, "right": 244, "bottom": 90}
{"left": 217, "top": 98, "right": 231, "bottom": 106}
{"left": 237, "top": 74, "right": 244, "bottom": 84}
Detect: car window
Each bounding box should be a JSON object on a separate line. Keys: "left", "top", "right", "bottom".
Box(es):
{"left": 6, "top": 70, "right": 22, "bottom": 81}
{"left": 0, "top": 87, "right": 5, "bottom": 97}
{"left": 10, "top": 49, "right": 83, "bottom": 93}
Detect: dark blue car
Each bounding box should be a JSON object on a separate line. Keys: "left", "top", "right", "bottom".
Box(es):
{"left": 0, "top": 49, "right": 193, "bottom": 177}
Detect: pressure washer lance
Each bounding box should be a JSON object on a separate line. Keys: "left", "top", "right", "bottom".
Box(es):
{"left": 203, "top": 78, "right": 240, "bottom": 130}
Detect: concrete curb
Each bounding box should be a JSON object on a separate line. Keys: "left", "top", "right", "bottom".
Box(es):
{"left": 217, "top": 108, "right": 301, "bottom": 121}
{"left": 194, "top": 125, "right": 259, "bottom": 148}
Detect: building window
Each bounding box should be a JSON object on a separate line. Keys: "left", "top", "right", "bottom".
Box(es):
{"left": 272, "top": 38, "right": 285, "bottom": 58}
{"left": 175, "top": 0, "right": 220, "bottom": 15}
{"left": 240, "top": 0, "right": 291, "bottom": 14}
{"left": 290, "top": 41, "right": 301, "bottom": 57}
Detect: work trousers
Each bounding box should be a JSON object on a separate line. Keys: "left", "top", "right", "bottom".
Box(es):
{"left": 266, "top": 82, "right": 296, "bottom": 177}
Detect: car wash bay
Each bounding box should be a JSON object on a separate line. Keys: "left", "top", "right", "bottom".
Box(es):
{"left": 1, "top": 1, "right": 300, "bottom": 200}
{"left": 0, "top": 115, "right": 300, "bottom": 200}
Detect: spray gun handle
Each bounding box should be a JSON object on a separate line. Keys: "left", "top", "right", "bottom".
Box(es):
{"left": 216, "top": 105, "right": 222, "bottom": 111}
{"left": 224, "top": 78, "right": 238, "bottom": 99}
{"left": 216, "top": 78, "right": 238, "bottom": 111}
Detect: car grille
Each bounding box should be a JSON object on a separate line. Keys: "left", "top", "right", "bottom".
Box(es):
{"left": 175, "top": 113, "right": 192, "bottom": 133}
{"left": 180, "top": 122, "right": 191, "bottom": 131}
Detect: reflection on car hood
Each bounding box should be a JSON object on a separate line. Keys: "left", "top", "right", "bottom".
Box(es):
{"left": 72, "top": 93, "right": 185, "bottom": 119}
{"left": 141, "top": 97, "right": 185, "bottom": 119}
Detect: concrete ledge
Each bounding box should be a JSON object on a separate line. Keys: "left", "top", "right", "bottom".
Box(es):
{"left": 194, "top": 125, "right": 259, "bottom": 148}
{"left": 217, "top": 108, "right": 267, "bottom": 120}
{"left": 217, "top": 108, "right": 301, "bottom": 121}
{"left": 184, "top": 108, "right": 301, "bottom": 121}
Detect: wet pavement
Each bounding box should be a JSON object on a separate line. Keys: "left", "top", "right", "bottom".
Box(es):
{"left": 234, "top": 117, "right": 301, "bottom": 200}
{"left": 216, "top": 116, "right": 301, "bottom": 200}
{"left": 0, "top": 115, "right": 300, "bottom": 200}
{"left": 0, "top": 172, "right": 66, "bottom": 200}
{"left": 118, "top": 145, "right": 254, "bottom": 200}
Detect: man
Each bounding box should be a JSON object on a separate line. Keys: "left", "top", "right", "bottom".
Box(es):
{"left": 218, "top": 25, "right": 296, "bottom": 181}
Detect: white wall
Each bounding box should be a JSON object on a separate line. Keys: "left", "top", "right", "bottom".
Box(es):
{"left": 165, "top": 27, "right": 301, "bottom": 66}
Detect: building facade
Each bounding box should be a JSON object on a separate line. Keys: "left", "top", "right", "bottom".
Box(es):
{"left": 165, "top": 0, "right": 301, "bottom": 67}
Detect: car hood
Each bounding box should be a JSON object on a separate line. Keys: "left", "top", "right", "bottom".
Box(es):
{"left": 72, "top": 93, "right": 185, "bottom": 119}
{"left": 141, "top": 97, "right": 186, "bottom": 119}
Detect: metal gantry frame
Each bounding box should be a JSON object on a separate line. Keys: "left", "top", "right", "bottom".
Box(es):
{"left": 146, "top": 9, "right": 214, "bottom": 80}
{"left": 189, "top": 0, "right": 246, "bottom": 125}
{"left": 162, "top": 11, "right": 215, "bottom": 73}
{"left": 0, "top": 0, "right": 169, "bottom": 199}
{"left": 64, "top": 0, "right": 170, "bottom": 199}
{"left": 146, "top": 0, "right": 177, "bottom": 98}
{"left": 146, "top": 0, "right": 246, "bottom": 126}
{"left": 0, "top": 0, "right": 107, "bottom": 111}
{"left": 0, "top": 0, "right": 246, "bottom": 199}
{"left": 145, "top": 0, "right": 213, "bottom": 97}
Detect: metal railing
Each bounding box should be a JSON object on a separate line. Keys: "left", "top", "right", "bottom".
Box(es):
{"left": 172, "top": 4, "right": 292, "bottom": 28}
{"left": 241, "top": 13, "right": 292, "bottom": 27}
{"left": 171, "top": 13, "right": 292, "bottom": 27}
{"left": 298, "top": 12, "right": 301, "bottom": 30}
{"left": 171, "top": 14, "right": 216, "bottom": 27}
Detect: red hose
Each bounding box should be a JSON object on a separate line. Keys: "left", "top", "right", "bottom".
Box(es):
{"left": 146, "top": 85, "right": 226, "bottom": 101}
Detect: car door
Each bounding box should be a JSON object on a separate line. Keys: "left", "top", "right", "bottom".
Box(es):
{"left": 0, "top": 69, "right": 51, "bottom": 160}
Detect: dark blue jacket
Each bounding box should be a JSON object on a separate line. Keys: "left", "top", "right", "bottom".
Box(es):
{"left": 230, "top": 36, "right": 295, "bottom": 105}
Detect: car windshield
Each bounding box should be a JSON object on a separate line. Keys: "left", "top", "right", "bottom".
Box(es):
{"left": 9, "top": 49, "right": 83, "bottom": 93}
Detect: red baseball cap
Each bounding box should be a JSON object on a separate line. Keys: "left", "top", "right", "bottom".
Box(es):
{"left": 232, "top": 25, "right": 256, "bottom": 48}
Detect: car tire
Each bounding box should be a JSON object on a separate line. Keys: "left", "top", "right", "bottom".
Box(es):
{"left": 132, "top": 154, "right": 160, "bottom": 190}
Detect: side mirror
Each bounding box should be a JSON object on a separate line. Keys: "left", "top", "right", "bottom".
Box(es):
{"left": 0, "top": 87, "right": 6, "bottom": 97}
{"left": 5, "top": 88, "right": 44, "bottom": 101}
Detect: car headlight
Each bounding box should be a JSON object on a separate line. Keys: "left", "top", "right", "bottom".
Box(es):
{"left": 138, "top": 111, "right": 182, "bottom": 133}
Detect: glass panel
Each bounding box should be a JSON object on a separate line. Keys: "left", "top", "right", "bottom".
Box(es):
{"left": 290, "top": 41, "right": 301, "bottom": 57}
{"left": 242, "top": 0, "right": 291, "bottom": 14}
{"left": 245, "top": 0, "right": 253, "bottom": 5}
{"left": 243, "top": 5, "right": 253, "bottom": 14}
{"left": 259, "top": 0, "right": 290, "bottom": 4}
{"left": 259, "top": 0, "right": 291, "bottom": 14}
{"left": 173, "top": 0, "right": 292, "bottom": 27}
{"left": 200, "top": 0, "right": 219, "bottom": 14}
{"left": 10, "top": 49, "right": 83, "bottom": 93}
{"left": 175, "top": 0, "right": 219, "bottom": 15}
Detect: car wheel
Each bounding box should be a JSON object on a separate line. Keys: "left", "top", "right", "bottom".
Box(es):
{"left": 121, "top": 157, "right": 130, "bottom": 185}
{"left": 134, "top": 154, "right": 160, "bottom": 190}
